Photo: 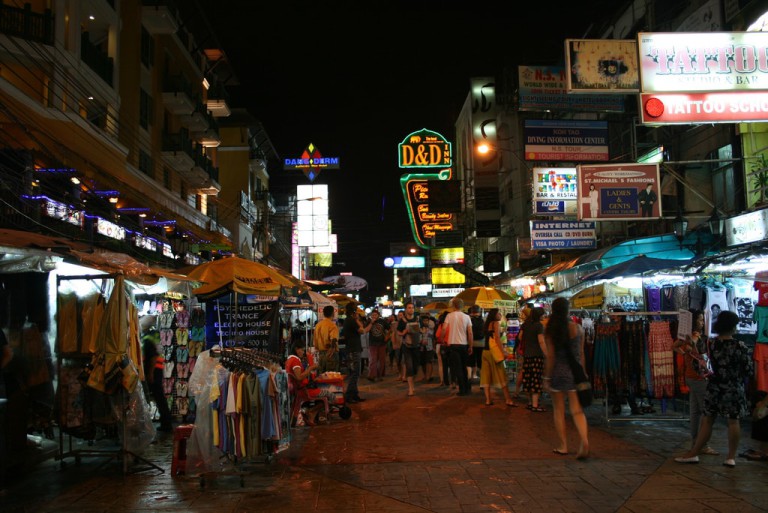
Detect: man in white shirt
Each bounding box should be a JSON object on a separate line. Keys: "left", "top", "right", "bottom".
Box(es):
{"left": 444, "top": 298, "right": 474, "bottom": 396}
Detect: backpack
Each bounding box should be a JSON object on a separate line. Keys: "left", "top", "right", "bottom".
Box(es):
{"left": 470, "top": 315, "right": 484, "bottom": 341}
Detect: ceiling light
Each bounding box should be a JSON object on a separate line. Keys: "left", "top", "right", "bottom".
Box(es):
{"left": 108, "top": 196, "right": 118, "bottom": 204}
{"left": 89, "top": 15, "right": 95, "bottom": 20}
{"left": 70, "top": 177, "right": 80, "bottom": 185}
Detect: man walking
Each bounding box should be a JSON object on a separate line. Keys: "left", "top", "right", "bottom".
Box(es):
{"left": 343, "top": 303, "right": 366, "bottom": 403}
{"left": 314, "top": 305, "right": 339, "bottom": 373}
{"left": 365, "top": 309, "right": 389, "bottom": 381}
{"left": 445, "top": 298, "right": 473, "bottom": 396}
{"left": 468, "top": 305, "right": 485, "bottom": 381}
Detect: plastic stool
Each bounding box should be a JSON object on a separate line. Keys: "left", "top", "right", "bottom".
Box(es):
{"left": 171, "top": 424, "right": 194, "bottom": 476}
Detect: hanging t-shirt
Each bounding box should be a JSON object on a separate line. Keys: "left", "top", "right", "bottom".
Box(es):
{"left": 756, "top": 281, "right": 768, "bottom": 307}
{"left": 706, "top": 287, "right": 728, "bottom": 337}
{"left": 756, "top": 306, "right": 768, "bottom": 344}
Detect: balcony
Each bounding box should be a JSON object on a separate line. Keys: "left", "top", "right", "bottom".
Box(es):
{"left": 193, "top": 114, "right": 220, "bottom": 147}
{"left": 254, "top": 190, "right": 276, "bottom": 214}
{"left": 0, "top": 3, "right": 54, "bottom": 45}
{"left": 162, "top": 75, "right": 196, "bottom": 115}
{"left": 161, "top": 132, "right": 195, "bottom": 171}
{"left": 141, "top": 0, "right": 179, "bottom": 35}
{"left": 206, "top": 83, "right": 231, "bottom": 117}
{"left": 183, "top": 149, "right": 220, "bottom": 194}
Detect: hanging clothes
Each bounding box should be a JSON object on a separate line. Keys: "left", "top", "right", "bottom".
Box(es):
{"left": 647, "top": 320, "right": 675, "bottom": 398}
{"left": 705, "top": 286, "right": 728, "bottom": 337}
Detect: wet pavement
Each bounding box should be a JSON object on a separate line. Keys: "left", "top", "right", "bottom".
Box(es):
{"left": 2, "top": 372, "right": 768, "bottom": 513}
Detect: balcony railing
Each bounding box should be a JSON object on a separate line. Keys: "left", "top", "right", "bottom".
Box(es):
{"left": 0, "top": 3, "right": 54, "bottom": 45}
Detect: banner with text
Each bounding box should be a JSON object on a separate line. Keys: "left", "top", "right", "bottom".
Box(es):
{"left": 519, "top": 65, "right": 625, "bottom": 111}
{"left": 530, "top": 221, "right": 597, "bottom": 250}
{"left": 205, "top": 300, "right": 280, "bottom": 353}
{"left": 577, "top": 163, "right": 661, "bottom": 220}
{"left": 532, "top": 167, "right": 578, "bottom": 215}
{"left": 524, "top": 120, "right": 609, "bottom": 162}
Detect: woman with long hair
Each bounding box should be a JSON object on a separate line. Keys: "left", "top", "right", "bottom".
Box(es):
{"left": 521, "top": 307, "right": 547, "bottom": 412}
{"left": 479, "top": 308, "right": 517, "bottom": 407}
{"left": 675, "top": 310, "right": 754, "bottom": 467}
{"left": 673, "top": 309, "right": 718, "bottom": 455}
{"left": 544, "top": 297, "right": 589, "bottom": 458}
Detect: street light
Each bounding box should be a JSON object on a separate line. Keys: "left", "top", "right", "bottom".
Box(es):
{"left": 672, "top": 207, "right": 688, "bottom": 245}
{"left": 708, "top": 208, "right": 724, "bottom": 238}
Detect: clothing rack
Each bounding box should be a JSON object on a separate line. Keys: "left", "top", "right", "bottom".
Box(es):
{"left": 594, "top": 310, "right": 688, "bottom": 425}
{"left": 56, "top": 273, "right": 163, "bottom": 474}
{"left": 198, "top": 346, "right": 285, "bottom": 488}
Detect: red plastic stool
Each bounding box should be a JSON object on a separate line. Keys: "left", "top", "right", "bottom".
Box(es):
{"left": 171, "top": 424, "right": 194, "bottom": 476}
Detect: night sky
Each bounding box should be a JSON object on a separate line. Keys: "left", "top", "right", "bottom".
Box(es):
{"left": 193, "top": 0, "right": 614, "bottom": 301}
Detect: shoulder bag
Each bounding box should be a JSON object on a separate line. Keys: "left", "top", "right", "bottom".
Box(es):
{"left": 564, "top": 332, "right": 592, "bottom": 408}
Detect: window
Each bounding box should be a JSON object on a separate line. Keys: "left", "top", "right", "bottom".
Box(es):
{"left": 712, "top": 145, "right": 736, "bottom": 213}
{"left": 139, "top": 149, "right": 153, "bottom": 177}
{"left": 140, "top": 88, "right": 152, "bottom": 129}
{"left": 141, "top": 27, "right": 154, "bottom": 68}
{"left": 163, "top": 168, "right": 171, "bottom": 190}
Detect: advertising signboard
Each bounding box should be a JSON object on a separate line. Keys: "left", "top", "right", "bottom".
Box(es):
{"left": 564, "top": 39, "right": 640, "bottom": 93}
{"left": 532, "top": 167, "right": 578, "bottom": 215}
{"left": 530, "top": 221, "right": 597, "bottom": 250}
{"left": 725, "top": 209, "right": 768, "bottom": 246}
{"left": 638, "top": 32, "right": 768, "bottom": 93}
{"left": 577, "top": 163, "right": 662, "bottom": 220}
{"left": 524, "top": 120, "right": 609, "bottom": 162}
{"left": 640, "top": 92, "right": 768, "bottom": 124}
{"left": 518, "top": 65, "right": 625, "bottom": 111}
{"left": 400, "top": 173, "right": 456, "bottom": 249}
{"left": 398, "top": 128, "right": 452, "bottom": 169}
{"left": 431, "top": 266, "right": 466, "bottom": 285}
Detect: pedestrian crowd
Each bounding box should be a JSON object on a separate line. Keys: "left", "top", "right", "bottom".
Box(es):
{"left": 282, "top": 296, "right": 596, "bottom": 460}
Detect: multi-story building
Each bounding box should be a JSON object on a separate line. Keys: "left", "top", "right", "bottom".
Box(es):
{"left": 456, "top": 0, "right": 768, "bottom": 294}
{"left": 0, "top": 0, "right": 280, "bottom": 268}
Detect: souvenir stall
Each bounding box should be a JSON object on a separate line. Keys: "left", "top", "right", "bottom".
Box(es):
{"left": 181, "top": 257, "right": 303, "bottom": 478}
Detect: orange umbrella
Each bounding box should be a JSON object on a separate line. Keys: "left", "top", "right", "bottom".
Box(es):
{"left": 327, "top": 293, "right": 360, "bottom": 309}
{"left": 452, "top": 287, "right": 516, "bottom": 309}
{"left": 187, "top": 256, "right": 306, "bottom": 300}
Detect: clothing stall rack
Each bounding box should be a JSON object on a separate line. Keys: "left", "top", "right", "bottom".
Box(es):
{"left": 198, "top": 346, "right": 285, "bottom": 488}
{"left": 593, "top": 310, "right": 688, "bottom": 425}
{"left": 56, "top": 273, "right": 163, "bottom": 474}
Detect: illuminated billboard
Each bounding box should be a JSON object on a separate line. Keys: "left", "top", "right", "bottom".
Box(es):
{"left": 639, "top": 32, "right": 768, "bottom": 93}
{"left": 577, "top": 163, "right": 661, "bottom": 221}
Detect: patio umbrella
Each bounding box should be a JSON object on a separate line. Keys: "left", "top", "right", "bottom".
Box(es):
{"left": 452, "top": 287, "right": 516, "bottom": 309}
{"left": 579, "top": 255, "right": 692, "bottom": 282}
{"left": 422, "top": 301, "right": 450, "bottom": 312}
{"left": 187, "top": 256, "right": 306, "bottom": 300}
{"left": 327, "top": 293, "right": 360, "bottom": 309}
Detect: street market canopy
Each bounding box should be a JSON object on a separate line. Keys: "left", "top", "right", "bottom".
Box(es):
{"left": 578, "top": 255, "right": 694, "bottom": 282}
{"left": 187, "top": 256, "right": 306, "bottom": 300}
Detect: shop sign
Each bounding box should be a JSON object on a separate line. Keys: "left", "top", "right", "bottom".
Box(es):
{"left": 565, "top": 39, "right": 639, "bottom": 93}
{"left": 640, "top": 92, "right": 768, "bottom": 124}
{"left": 530, "top": 221, "right": 597, "bottom": 250}
{"left": 398, "top": 128, "right": 452, "bottom": 169}
{"left": 41, "top": 197, "right": 84, "bottom": 228}
{"left": 532, "top": 167, "right": 578, "bottom": 215}
{"left": 524, "top": 120, "right": 609, "bottom": 162}
{"left": 725, "top": 209, "right": 768, "bottom": 246}
{"left": 639, "top": 32, "right": 768, "bottom": 93}
{"left": 410, "top": 284, "right": 432, "bottom": 297}
{"left": 383, "top": 256, "right": 426, "bottom": 269}
{"left": 431, "top": 266, "right": 466, "bottom": 285}
{"left": 519, "top": 64, "right": 627, "bottom": 110}
{"left": 283, "top": 142, "right": 340, "bottom": 181}
{"left": 432, "top": 287, "right": 465, "bottom": 298}
{"left": 96, "top": 217, "right": 126, "bottom": 241}
{"left": 577, "top": 163, "right": 662, "bottom": 220}
{"left": 400, "top": 172, "right": 456, "bottom": 249}
{"left": 206, "top": 301, "right": 280, "bottom": 353}
{"left": 430, "top": 247, "right": 464, "bottom": 265}
{"left": 161, "top": 242, "right": 174, "bottom": 259}
{"left": 134, "top": 234, "right": 158, "bottom": 252}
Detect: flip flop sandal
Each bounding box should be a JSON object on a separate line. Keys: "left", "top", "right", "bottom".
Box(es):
{"left": 531, "top": 406, "right": 547, "bottom": 412}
